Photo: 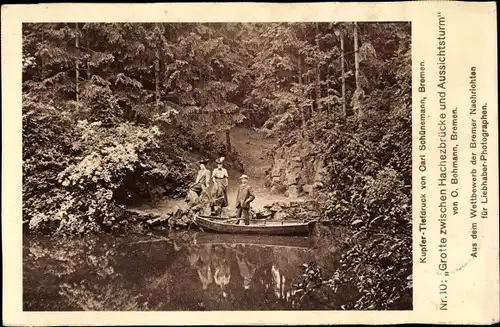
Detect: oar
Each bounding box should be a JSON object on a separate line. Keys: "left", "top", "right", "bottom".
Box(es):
{"left": 220, "top": 218, "right": 242, "bottom": 224}
{"left": 198, "top": 215, "right": 227, "bottom": 220}
{"left": 197, "top": 214, "right": 240, "bottom": 224}
{"left": 221, "top": 218, "right": 265, "bottom": 224}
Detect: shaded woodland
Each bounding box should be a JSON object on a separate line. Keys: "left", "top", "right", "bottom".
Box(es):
{"left": 22, "top": 22, "right": 412, "bottom": 310}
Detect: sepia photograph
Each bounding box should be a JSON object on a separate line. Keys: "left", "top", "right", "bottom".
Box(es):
{"left": 22, "top": 21, "right": 412, "bottom": 311}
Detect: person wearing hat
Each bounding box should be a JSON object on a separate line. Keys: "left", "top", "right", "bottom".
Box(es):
{"left": 185, "top": 159, "right": 211, "bottom": 206}
{"left": 235, "top": 174, "right": 255, "bottom": 225}
{"left": 211, "top": 157, "right": 229, "bottom": 207}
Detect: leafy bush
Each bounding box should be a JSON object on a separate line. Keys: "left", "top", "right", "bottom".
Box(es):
{"left": 23, "top": 95, "right": 77, "bottom": 232}
{"left": 296, "top": 227, "right": 412, "bottom": 310}
{"left": 26, "top": 118, "right": 162, "bottom": 234}
{"left": 114, "top": 127, "right": 195, "bottom": 204}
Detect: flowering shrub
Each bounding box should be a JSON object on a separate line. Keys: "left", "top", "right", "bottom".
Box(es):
{"left": 22, "top": 98, "right": 198, "bottom": 235}
{"left": 25, "top": 118, "right": 160, "bottom": 234}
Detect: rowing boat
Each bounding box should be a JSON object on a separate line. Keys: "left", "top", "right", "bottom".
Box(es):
{"left": 193, "top": 215, "right": 314, "bottom": 236}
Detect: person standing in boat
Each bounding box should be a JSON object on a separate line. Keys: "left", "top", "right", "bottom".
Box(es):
{"left": 235, "top": 174, "right": 255, "bottom": 225}
{"left": 185, "top": 159, "right": 211, "bottom": 206}
{"left": 212, "top": 157, "right": 229, "bottom": 208}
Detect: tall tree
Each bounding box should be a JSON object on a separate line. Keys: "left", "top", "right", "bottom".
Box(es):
{"left": 315, "top": 22, "right": 322, "bottom": 113}
{"left": 352, "top": 22, "right": 363, "bottom": 121}
{"left": 340, "top": 30, "right": 346, "bottom": 117}
{"left": 154, "top": 24, "right": 161, "bottom": 112}
{"left": 353, "top": 23, "right": 360, "bottom": 88}
{"left": 75, "top": 23, "right": 80, "bottom": 108}
{"left": 298, "top": 55, "right": 306, "bottom": 127}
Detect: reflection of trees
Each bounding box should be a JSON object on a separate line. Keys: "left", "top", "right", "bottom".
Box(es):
{"left": 24, "top": 234, "right": 182, "bottom": 311}
{"left": 59, "top": 281, "right": 145, "bottom": 310}
{"left": 25, "top": 236, "right": 118, "bottom": 279}
{"left": 24, "top": 235, "right": 126, "bottom": 310}
{"left": 24, "top": 233, "right": 332, "bottom": 311}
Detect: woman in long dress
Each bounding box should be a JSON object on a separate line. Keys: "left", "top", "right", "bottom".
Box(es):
{"left": 211, "top": 157, "right": 229, "bottom": 208}
{"left": 185, "top": 159, "right": 211, "bottom": 206}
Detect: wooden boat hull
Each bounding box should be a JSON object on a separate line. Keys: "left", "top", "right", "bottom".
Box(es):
{"left": 194, "top": 215, "right": 313, "bottom": 236}
{"left": 193, "top": 233, "right": 311, "bottom": 248}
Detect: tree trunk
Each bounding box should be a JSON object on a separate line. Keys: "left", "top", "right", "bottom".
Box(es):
{"left": 326, "top": 64, "right": 331, "bottom": 113}
{"left": 353, "top": 22, "right": 362, "bottom": 121}
{"left": 86, "top": 29, "right": 91, "bottom": 79}
{"left": 298, "top": 55, "right": 306, "bottom": 128}
{"left": 41, "top": 29, "right": 45, "bottom": 77}
{"left": 315, "top": 22, "right": 321, "bottom": 113}
{"left": 340, "top": 32, "right": 346, "bottom": 117}
{"left": 354, "top": 22, "right": 360, "bottom": 88}
{"left": 75, "top": 23, "right": 79, "bottom": 108}
{"left": 155, "top": 24, "right": 161, "bottom": 112}
{"left": 155, "top": 51, "right": 160, "bottom": 112}
{"left": 225, "top": 129, "right": 232, "bottom": 154}
{"left": 305, "top": 64, "right": 313, "bottom": 117}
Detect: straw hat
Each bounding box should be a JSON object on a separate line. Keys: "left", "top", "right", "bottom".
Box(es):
{"left": 215, "top": 157, "right": 225, "bottom": 164}
{"left": 199, "top": 158, "right": 209, "bottom": 164}
{"left": 240, "top": 174, "right": 249, "bottom": 180}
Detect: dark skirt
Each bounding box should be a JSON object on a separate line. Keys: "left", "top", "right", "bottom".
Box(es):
{"left": 213, "top": 179, "right": 228, "bottom": 207}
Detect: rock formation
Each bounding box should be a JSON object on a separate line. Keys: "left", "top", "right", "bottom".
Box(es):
{"left": 254, "top": 201, "right": 321, "bottom": 221}
{"left": 267, "top": 138, "right": 329, "bottom": 198}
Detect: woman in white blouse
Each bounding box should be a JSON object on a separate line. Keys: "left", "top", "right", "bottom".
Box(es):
{"left": 211, "top": 157, "right": 229, "bottom": 207}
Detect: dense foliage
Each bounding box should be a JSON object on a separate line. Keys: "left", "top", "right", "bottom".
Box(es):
{"left": 287, "top": 23, "right": 412, "bottom": 310}
{"left": 23, "top": 21, "right": 411, "bottom": 309}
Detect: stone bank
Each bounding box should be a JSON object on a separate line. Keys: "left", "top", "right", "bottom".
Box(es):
{"left": 266, "top": 138, "right": 329, "bottom": 198}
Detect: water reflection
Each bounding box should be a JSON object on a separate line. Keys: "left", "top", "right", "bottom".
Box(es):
{"left": 236, "top": 248, "right": 256, "bottom": 290}
{"left": 24, "top": 232, "right": 338, "bottom": 311}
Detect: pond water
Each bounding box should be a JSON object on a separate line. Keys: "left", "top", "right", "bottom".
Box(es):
{"left": 23, "top": 231, "right": 340, "bottom": 311}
